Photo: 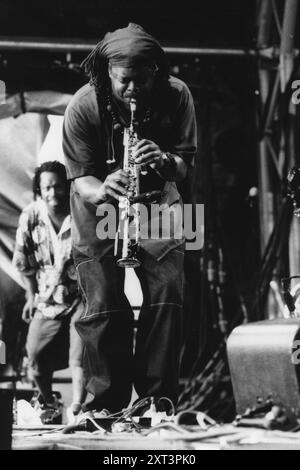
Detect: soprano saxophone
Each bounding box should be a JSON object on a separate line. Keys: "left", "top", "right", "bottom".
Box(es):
{"left": 115, "top": 98, "right": 141, "bottom": 268}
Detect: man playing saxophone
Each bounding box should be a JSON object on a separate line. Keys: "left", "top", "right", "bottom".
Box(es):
{"left": 63, "top": 23, "right": 197, "bottom": 419}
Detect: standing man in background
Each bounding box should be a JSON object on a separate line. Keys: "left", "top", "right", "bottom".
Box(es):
{"left": 13, "top": 161, "right": 85, "bottom": 424}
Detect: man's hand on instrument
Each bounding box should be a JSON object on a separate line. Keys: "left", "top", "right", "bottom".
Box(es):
{"left": 134, "top": 139, "right": 165, "bottom": 171}
{"left": 98, "top": 169, "right": 130, "bottom": 202}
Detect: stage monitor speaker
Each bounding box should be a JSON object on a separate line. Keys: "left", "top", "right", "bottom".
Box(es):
{"left": 227, "top": 319, "right": 300, "bottom": 419}
{"left": 0, "top": 387, "right": 13, "bottom": 450}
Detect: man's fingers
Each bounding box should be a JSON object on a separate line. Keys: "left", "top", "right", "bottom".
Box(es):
{"left": 108, "top": 171, "right": 129, "bottom": 186}
{"left": 134, "top": 144, "right": 153, "bottom": 156}
{"left": 22, "top": 310, "right": 30, "bottom": 323}
{"left": 22, "top": 299, "right": 35, "bottom": 323}
{"left": 106, "top": 186, "right": 125, "bottom": 201}
{"left": 107, "top": 181, "right": 127, "bottom": 196}
{"left": 135, "top": 150, "right": 161, "bottom": 164}
{"left": 114, "top": 169, "right": 129, "bottom": 177}
{"left": 136, "top": 155, "right": 162, "bottom": 169}
{"left": 111, "top": 174, "right": 129, "bottom": 186}
{"left": 134, "top": 139, "right": 148, "bottom": 150}
{"left": 136, "top": 152, "right": 155, "bottom": 164}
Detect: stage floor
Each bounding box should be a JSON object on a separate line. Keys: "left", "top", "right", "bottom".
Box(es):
{"left": 12, "top": 423, "right": 300, "bottom": 450}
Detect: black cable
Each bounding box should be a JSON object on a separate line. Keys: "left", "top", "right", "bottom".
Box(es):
{"left": 249, "top": 197, "right": 292, "bottom": 319}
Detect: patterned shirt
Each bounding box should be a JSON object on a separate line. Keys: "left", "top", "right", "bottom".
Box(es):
{"left": 13, "top": 199, "right": 80, "bottom": 319}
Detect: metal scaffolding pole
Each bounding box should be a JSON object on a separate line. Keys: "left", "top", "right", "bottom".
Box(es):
{"left": 256, "top": 0, "right": 299, "bottom": 316}
{"left": 257, "top": 0, "right": 274, "bottom": 254}
{"left": 0, "top": 38, "right": 256, "bottom": 56}
{"left": 280, "top": 0, "right": 300, "bottom": 287}
{"left": 257, "top": 0, "right": 299, "bottom": 250}
{"left": 279, "top": 0, "right": 298, "bottom": 90}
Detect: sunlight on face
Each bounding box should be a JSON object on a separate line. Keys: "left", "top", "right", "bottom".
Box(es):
{"left": 40, "top": 172, "right": 67, "bottom": 210}
{"left": 109, "top": 64, "right": 156, "bottom": 108}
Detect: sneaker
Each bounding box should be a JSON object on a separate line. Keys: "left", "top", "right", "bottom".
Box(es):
{"left": 39, "top": 404, "right": 62, "bottom": 425}
{"left": 32, "top": 393, "right": 63, "bottom": 425}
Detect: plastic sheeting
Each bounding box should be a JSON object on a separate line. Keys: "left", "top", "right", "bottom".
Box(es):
{"left": 0, "top": 92, "right": 71, "bottom": 365}
{"left": 0, "top": 91, "right": 72, "bottom": 292}
{"left": 0, "top": 91, "right": 72, "bottom": 120}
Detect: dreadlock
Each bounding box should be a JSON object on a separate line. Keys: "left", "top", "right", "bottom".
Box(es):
{"left": 81, "top": 43, "right": 110, "bottom": 92}
{"left": 32, "top": 161, "right": 69, "bottom": 200}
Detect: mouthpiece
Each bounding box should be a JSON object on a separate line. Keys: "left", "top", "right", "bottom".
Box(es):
{"left": 130, "top": 98, "right": 137, "bottom": 113}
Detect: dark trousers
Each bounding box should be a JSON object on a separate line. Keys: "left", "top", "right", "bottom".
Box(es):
{"left": 74, "top": 246, "right": 184, "bottom": 413}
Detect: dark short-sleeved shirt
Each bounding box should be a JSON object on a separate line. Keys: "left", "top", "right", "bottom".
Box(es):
{"left": 63, "top": 77, "right": 197, "bottom": 261}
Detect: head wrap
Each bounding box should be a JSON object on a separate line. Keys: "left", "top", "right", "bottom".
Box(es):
{"left": 98, "top": 23, "right": 163, "bottom": 67}
{"left": 82, "top": 23, "right": 169, "bottom": 87}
